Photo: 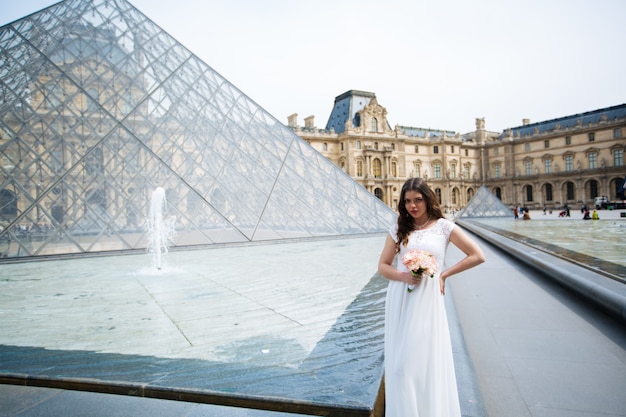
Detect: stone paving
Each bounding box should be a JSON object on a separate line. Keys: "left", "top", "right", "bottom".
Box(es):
{"left": 2, "top": 211, "right": 626, "bottom": 416}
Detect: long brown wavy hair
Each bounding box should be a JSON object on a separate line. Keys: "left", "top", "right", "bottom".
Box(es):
{"left": 395, "top": 177, "right": 444, "bottom": 252}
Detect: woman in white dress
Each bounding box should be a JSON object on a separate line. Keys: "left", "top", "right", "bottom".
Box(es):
{"left": 378, "top": 178, "right": 485, "bottom": 417}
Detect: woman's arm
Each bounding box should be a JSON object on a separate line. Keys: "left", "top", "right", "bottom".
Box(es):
{"left": 378, "top": 234, "right": 415, "bottom": 286}
{"left": 439, "top": 226, "right": 485, "bottom": 294}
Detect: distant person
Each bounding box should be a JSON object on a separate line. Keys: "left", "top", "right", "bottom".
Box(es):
{"left": 583, "top": 210, "right": 591, "bottom": 220}
{"left": 513, "top": 207, "right": 519, "bottom": 219}
{"left": 523, "top": 211, "right": 531, "bottom": 220}
{"left": 592, "top": 210, "right": 600, "bottom": 220}
{"left": 378, "top": 177, "right": 485, "bottom": 417}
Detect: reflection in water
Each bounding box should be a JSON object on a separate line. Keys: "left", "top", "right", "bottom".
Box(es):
{"left": 472, "top": 217, "right": 626, "bottom": 267}
{"left": 0, "top": 235, "right": 387, "bottom": 413}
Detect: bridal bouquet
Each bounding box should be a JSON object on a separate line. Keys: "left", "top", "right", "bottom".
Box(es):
{"left": 401, "top": 249, "right": 438, "bottom": 292}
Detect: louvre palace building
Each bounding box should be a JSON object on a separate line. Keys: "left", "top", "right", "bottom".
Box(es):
{"left": 290, "top": 90, "right": 626, "bottom": 212}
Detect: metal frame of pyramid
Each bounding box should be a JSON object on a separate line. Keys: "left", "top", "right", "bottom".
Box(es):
{"left": 0, "top": 0, "right": 395, "bottom": 260}
{"left": 456, "top": 185, "right": 512, "bottom": 218}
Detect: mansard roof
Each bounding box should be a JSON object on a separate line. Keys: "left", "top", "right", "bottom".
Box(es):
{"left": 325, "top": 90, "right": 392, "bottom": 133}
{"left": 501, "top": 103, "right": 626, "bottom": 139}
{"left": 399, "top": 126, "right": 457, "bottom": 139}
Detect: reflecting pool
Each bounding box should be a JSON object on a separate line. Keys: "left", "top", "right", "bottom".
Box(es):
{"left": 0, "top": 234, "right": 388, "bottom": 415}
{"left": 470, "top": 214, "right": 626, "bottom": 267}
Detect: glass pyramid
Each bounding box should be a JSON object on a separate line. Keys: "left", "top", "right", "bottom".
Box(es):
{"left": 0, "top": 0, "right": 395, "bottom": 259}
{"left": 456, "top": 185, "right": 512, "bottom": 218}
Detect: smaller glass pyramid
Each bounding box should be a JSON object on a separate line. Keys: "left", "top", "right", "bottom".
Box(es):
{"left": 456, "top": 185, "right": 512, "bottom": 218}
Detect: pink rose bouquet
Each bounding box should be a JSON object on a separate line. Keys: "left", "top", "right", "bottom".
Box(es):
{"left": 401, "top": 249, "right": 438, "bottom": 292}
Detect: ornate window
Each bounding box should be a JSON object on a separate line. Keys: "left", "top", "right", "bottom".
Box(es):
{"left": 614, "top": 149, "right": 624, "bottom": 166}
{"left": 433, "top": 163, "right": 441, "bottom": 178}
{"left": 565, "top": 155, "right": 573, "bottom": 171}
{"left": 588, "top": 152, "right": 597, "bottom": 169}
{"left": 494, "top": 165, "right": 501, "bottom": 178}
{"left": 372, "top": 158, "right": 382, "bottom": 178}
{"left": 545, "top": 159, "right": 552, "bottom": 173}
{"left": 614, "top": 128, "right": 622, "bottom": 138}
{"left": 356, "top": 160, "right": 363, "bottom": 176}
{"left": 371, "top": 118, "right": 378, "bottom": 132}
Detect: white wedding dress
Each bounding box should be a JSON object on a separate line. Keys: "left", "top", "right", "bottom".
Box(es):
{"left": 384, "top": 218, "right": 461, "bottom": 417}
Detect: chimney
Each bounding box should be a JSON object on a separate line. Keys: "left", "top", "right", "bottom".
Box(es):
{"left": 287, "top": 113, "right": 298, "bottom": 128}
{"left": 304, "top": 115, "right": 315, "bottom": 129}
{"left": 522, "top": 118, "right": 530, "bottom": 126}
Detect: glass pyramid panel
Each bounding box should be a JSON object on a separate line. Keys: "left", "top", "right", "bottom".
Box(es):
{"left": 457, "top": 185, "right": 512, "bottom": 218}
{"left": 0, "top": 0, "right": 395, "bottom": 259}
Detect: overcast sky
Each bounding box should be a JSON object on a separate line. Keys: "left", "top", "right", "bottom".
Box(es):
{"left": 2, "top": 0, "right": 625, "bottom": 133}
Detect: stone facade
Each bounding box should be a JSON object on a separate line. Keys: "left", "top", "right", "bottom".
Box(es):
{"left": 290, "top": 91, "right": 626, "bottom": 213}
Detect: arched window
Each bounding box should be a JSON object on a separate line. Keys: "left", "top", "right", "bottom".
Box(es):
{"left": 494, "top": 187, "right": 502, "bottom": 200}
{"left": 435, "top": 188, "right": 442, "bottom": 204}
{"left": 371, "top": 118, "right": 378, "bottom": 132}
{"left": 545, "top": 184, "right": 553, "bottom": 201}
{"left": 374, "top": 187, "right": 383, "bottom": 200}
{"left": 452, "top": 187, "right": 459, "bottom": 205}
{"left": 566, "top": 182, "right": 575, "bottom": 200}
{"left": 322, "top": 143, "right": 327, "bottom": 151}
{"left": 589, "top": 180, "right": 599, "bottom": 199}
{"left": 391, "top": 161, "right": 397, "bottom": 177}
{"left": 525, "top": 185, "right": 533, "bottom": 202}
{"left": 372, "top": 158, "right": 382, "bottom": 178}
